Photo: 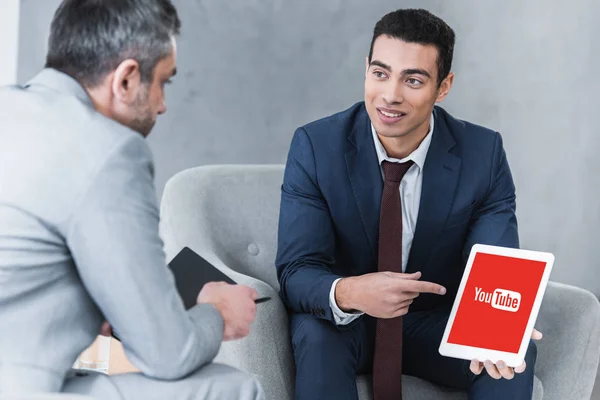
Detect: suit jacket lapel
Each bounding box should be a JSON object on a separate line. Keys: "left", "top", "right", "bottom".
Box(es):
{"left": 406, "top": 108, "right": 461, "bottom": 273}
{"left": 345, "top": 106, "right": 382, "bottom": 261}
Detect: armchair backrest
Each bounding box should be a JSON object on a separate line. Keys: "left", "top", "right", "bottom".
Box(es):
{"left": 160, "top": 165, "right": 284, "bottom": 290}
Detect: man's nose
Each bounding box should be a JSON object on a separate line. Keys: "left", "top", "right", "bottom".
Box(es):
{"left": 381, "top": 81, "right": 404, "bottom": 105}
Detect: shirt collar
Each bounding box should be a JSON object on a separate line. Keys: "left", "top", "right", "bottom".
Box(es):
{"left": 371, "top": 113, "right": 434, "bottom": 170}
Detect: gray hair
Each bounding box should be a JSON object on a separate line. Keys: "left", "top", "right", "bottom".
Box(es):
{"left": 45, "top": 0, "right": 181, "bottom": 87}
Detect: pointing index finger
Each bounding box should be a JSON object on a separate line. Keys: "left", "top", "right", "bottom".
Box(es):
{"left": 403, "top": 279, "right": 447, "bottom": 295}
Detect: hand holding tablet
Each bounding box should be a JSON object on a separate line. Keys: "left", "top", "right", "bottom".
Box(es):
{"left": 439, "top": 244, "right": 554, "bottom": 374}
{"left": 469, "top": 328, "right": 543, "bottom": 379}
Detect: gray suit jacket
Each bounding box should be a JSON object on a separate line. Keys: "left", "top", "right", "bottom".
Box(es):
{"left": 0, "top": 69, "right": 224, "bottom": 393}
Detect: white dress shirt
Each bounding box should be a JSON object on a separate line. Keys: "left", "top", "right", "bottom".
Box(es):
{"left": 329, "top": 114, "right": 435, "bottom": 325}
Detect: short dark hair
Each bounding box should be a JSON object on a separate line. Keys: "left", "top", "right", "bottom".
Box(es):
{"left": 45, "top": 0, "right": 181, "bottom": 87}
{"left": 368, "top": 9, "right": 455, "bottom": 86}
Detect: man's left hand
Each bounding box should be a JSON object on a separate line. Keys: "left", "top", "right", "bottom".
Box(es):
{"left": 469, "top": 329, "right": 543, "bottom": 379}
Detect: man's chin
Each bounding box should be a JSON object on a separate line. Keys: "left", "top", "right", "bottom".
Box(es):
{"left": 375, "top": 126, "right": 412, "bottom": 139}
{"left": 139, "top": 126, "right": 154, "bottom": 137}
{"left": 130, "top": 121, "right": 155, "bottom": 137}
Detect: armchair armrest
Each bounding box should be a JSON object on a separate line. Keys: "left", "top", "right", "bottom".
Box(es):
{"left": 208, "top": 259, "right": 295, "bottom": 400}
{"left": 534, "top": 281, "right": 600, "bottom": 400}
{"left": 0, "top": 395, "right": 95, "bottom": 400}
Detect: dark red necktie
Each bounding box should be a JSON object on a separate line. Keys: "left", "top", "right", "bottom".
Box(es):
{"left": 373, "top": 160, "right": 414, "bottom": 400}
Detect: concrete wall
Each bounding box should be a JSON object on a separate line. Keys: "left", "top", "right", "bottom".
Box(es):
{"left": 0, "top": 0, "right": 20, "bottom": 85}
{"left": 17, "top": 0, "right": 600, "bottom": 297}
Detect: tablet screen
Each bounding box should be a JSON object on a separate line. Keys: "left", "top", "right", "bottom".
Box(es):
{"left": 447, "top": 252, "right": 548, "bottom": 353}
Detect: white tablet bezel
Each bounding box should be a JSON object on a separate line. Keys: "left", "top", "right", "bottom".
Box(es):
{"left": 438, "top": 244, "right": 554, "bottom": 367}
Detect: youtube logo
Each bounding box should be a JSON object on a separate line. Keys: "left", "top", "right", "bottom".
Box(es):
{"left": 474, "top": 287, "right": 521, "bottom": 312}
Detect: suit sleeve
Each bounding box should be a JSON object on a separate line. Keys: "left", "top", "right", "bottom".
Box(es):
{"left": 275, "top": 127, "right": 343, "bottom": 325}
{"left": 463, "top": 132, "right": 519, "bottom": 260}
{"left": 66, "top": 135, "right": 223, "bottom": 380}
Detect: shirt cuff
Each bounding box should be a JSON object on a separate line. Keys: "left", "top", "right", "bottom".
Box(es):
{"left": 329, "top": 278, "right": 364, "bottom": 325}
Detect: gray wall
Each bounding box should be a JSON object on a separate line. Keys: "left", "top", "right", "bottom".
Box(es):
{"left": 18, "top": 0, "right": 600, "bottom": 297}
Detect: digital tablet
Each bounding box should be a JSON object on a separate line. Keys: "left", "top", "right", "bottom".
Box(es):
{"left": 438, "top": 244, "right": 554, "bottom": 367}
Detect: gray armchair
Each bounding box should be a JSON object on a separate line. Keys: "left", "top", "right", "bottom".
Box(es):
{"left": 159, "top": 164, "right": 600, "bottom": 400}
{"left": 0, "top": 395, "right": 93, "bottom": 400}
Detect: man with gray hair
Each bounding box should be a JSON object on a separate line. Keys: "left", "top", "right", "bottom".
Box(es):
{"left": 0, "top": 0, "right": 264, "bottom": 399}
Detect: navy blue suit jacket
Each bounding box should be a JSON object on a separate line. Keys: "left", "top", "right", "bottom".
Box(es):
{"left": 275, "top": 102, "right": 519, "bottom": 325}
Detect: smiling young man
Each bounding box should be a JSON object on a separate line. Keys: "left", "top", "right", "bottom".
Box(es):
{"left": 276, "top": 8, "right": 540, "bottom": 400}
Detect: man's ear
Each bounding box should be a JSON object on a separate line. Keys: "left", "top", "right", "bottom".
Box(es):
{"left": 111, "top": 59, "right": 142, "bottom": 104}
{"left": 436, "top": 72, "right": 454, "bottom": 103}
{"left": 365, "top": 56, "right": 369, "bottom": 78}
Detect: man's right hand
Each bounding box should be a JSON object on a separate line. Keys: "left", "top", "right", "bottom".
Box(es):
{"left": 335, "top": 271, "right": 446, "bottom": 318}
{"left": 197, "top": 282, "right": 258, "bottom": 341}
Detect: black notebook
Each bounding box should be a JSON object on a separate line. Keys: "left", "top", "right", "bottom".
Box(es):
{"left": 112, "top": 247, "right": 270, "bottom": 341}
{"left": 169, "top": 246, "right": 270, "bottom": 309}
